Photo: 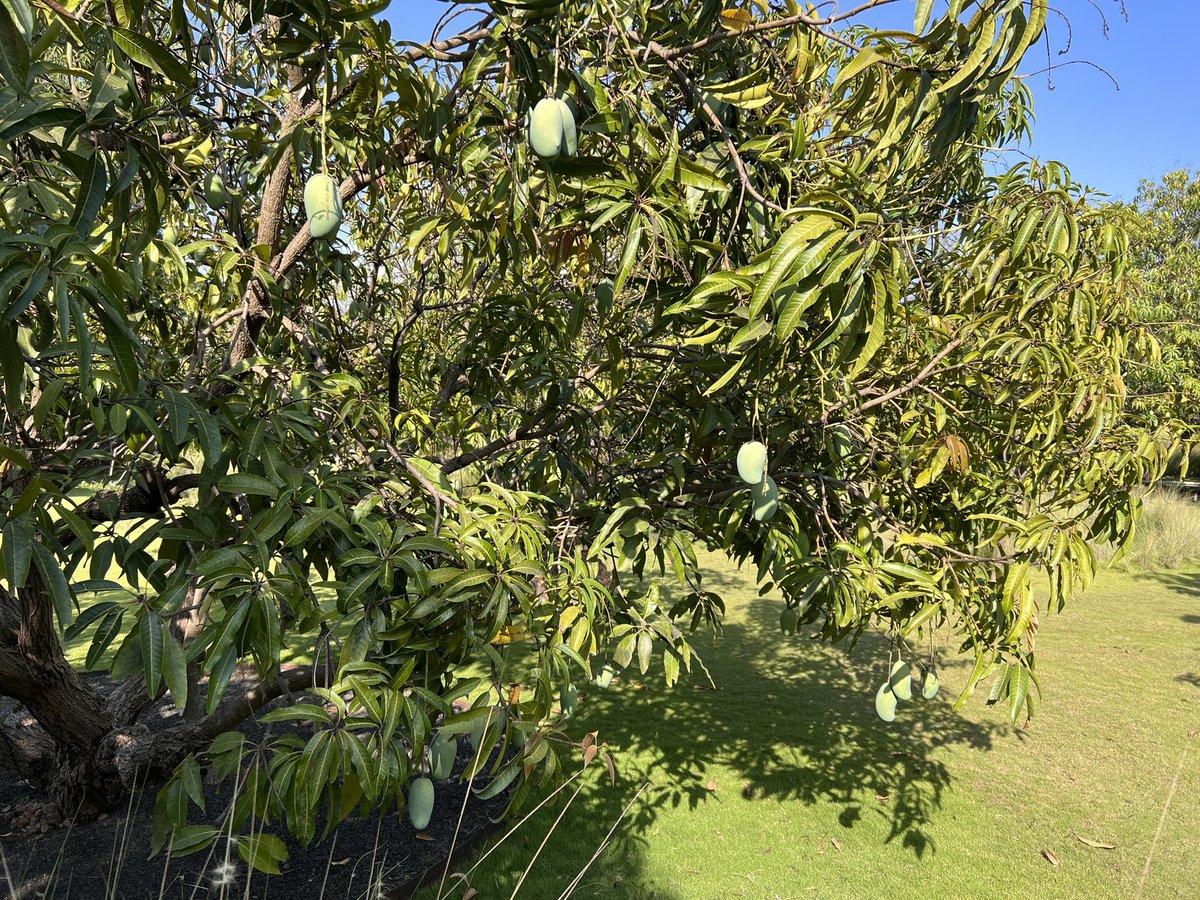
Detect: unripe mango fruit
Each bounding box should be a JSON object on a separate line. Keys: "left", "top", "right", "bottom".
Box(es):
{"left": 780, "top": 606, "right": 799, "bottom": 635}
{"left": 889, "top": 660, "right": 912, "bottom": 701}
{"left": 430, "top": 732, "right": 456, "bottom": 781}
{"left": 594, "top": 664, "right": 615, "bottom": 689}
{"left": 752, "top": 475, "right": 779, "bottom": 522}
{"left": 408, "top": 777, "right": 435, "bottom": 830}
{"left": 303, "top": 173, "right": 343, "bottom": 240}
{"left": 556, "top": 99, "right": 578, "bottom": 157}
{"left": 875, "top": 683, "right": 897, "bottom": 722}
{"left": 203, "top": 172, "right": 231, "bottom": 209}
{"left": 560, "top": 683, "right": 578, "bottom": 718}
{"left": 527, "top": 97, "right": 577, "bottom": 161}
{"left": 736, "top": 441, "right": 768, "bottom": 485}
{"left": 830, "top": 423, "right": 853, "bottom": 461}
{"left": 922, "top": 668, "right": 940, "bottom": 699}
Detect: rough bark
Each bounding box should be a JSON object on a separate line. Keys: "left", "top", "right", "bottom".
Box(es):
{"left": 0, "top": 576, "right": 122, "bottom": 811}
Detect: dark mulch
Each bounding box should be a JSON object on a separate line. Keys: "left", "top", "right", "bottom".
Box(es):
{"left": 0, "top": 674, "right": 509, "bottom": 900}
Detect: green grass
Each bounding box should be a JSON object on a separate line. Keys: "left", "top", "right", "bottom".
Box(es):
{"left": 417, "top": 553, "right": 1200, "bottom": 900}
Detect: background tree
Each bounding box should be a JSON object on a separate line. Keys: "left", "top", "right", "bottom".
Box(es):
{"left": 1113, "top": 169, "right": 1200, "bottom": 451}
{"left": 0, "top": 0, "right": 1167, "bottom": 870}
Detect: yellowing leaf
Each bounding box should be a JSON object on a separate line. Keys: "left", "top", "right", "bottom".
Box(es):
{"left": 719, "top": 9, "right": 754, "bottom": 33}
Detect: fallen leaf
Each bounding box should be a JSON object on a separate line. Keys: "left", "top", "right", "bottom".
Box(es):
{"left": 330, "top": 858, "right": 351, "bottom": 866}
{"left": 1042, "top": 849, "right": 1060, "bottom": 866}
{"left": 416, "top": 832, "right": 435, "bottom": 842}
{"left": 1189, "top": 729, "right": 1198, "bottom": 738}
{"left": 464, "top": 890, "right": 478, "bottom": 899}
{"left": 831, "top": 838, "right": 842, "bottom": 852}
{"left": 1077, "top": 837, "right": 1116, "bottom": 850}
{"left": 742, "top": 783, "right": 755, "bottom": 799}
{"left": 875, "top": 793, "right": 891, "bottom": 803}
{"left": 706, "top": 779, "right": 718, "bottom": 793}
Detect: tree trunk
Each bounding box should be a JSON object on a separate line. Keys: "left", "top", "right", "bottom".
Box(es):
{"left": 0, "top": 575, "right": 122, "bottom": 813}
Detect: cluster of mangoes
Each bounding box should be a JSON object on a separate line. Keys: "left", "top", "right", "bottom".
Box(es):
{"left": 199, "top": 165, "right": 344, "bottom": 241}
{"left": 874, "top": 660, "right": 940, "bottom": 722}
{"left": 736, "top": 441, "right": 779, "bottom": 522}
{"left": 527, "top": 97, "right": 578, "bottom": 161}
{"left": 405, "top": 719, "right": 498, "bottom": 831}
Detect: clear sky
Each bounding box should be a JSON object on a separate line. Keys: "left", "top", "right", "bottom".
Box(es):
{"left": 388, "top": 1, "right": 1199, "bottom": 203}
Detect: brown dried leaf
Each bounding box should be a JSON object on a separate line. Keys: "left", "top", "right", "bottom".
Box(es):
{"left": 943, "top": 434, "right": 970, "bottom": 473}
{"left": 831, "top": 838, "right": 842, "bottom": 852}
{"left": 875, "top": 793, "right": 891, "bottom": 802}
{"left": 1042, "top": 849, "right": 1060, "bottom": 866}
{"left": 604, "top": 750, "right": 617, "bottom": 786}
{"left": 706, "top": 779, "right": 718, "bottom": 793}
{"left": 464, "top": 890, "right": 478, "bottom": 899}
{"left": 1077, "top": 837, "right": 1116, "bottom": 850}
{"left": 330, "top": 858, "right": 351, "bottom": 866}
{"left": 584, "top": 743, "right": 598, "bottom": 768}
{"left": 416, "top": 832, "right": 435, "bottom": 842}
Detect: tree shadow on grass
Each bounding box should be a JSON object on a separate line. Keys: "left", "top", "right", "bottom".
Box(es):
{"left": 565, "top": 563, "right": 1003, "bottom": 861}
{"left": 417, "top": 563, "right": 1006, "bottom": 898}
{"left": 1134, "top": 569, "right": 1200, "bottom": 604}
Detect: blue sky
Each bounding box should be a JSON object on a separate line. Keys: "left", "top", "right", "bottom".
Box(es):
{"left": 389, "top": 1, "right": 1199, "bottom": 203}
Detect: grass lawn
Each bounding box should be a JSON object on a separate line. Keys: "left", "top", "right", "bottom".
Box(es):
{"left": 416, "top": 553, "right": 1200, "bottom": 900}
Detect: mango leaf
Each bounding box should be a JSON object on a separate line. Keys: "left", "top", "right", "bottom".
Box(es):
{"left": 236, "top": 833, "right": 288, "bottom": 875}
{"left": 112, "top": 28, "right": 194, "bottom": 85}
{"left": 0, "top": 3, "right": 30, "bottom": 91}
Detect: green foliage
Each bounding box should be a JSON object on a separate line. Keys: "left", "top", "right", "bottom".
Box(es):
{"left": 1116, "top": 169, "right": 1200, "bottom": 427}
{"left": 0, "top": 0, "right": 1169, "bottom": 875}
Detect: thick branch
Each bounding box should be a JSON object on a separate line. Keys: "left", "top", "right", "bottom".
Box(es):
{"left": 74, "top": 472, "right": 200, "bottom": 523}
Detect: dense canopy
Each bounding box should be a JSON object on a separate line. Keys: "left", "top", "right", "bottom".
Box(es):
{"left": 0, "top": 0, "right": 1167, "bottom": 868}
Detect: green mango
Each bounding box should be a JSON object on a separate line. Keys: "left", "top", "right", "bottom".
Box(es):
{"left": 594, "top": 664, "right": 615, "bottom": 689}
{"left": 469, "top": 708, "right": 499, "bottom": 757}
{"left": 596, "top": 278, "right": 615, "bottom": 314}
{"left": 556, "top": 98, "right": 578, "bottom": 157}
{"left": 875, "top": 682, "right": 897, "bottom": 722}
{"left": 752, "top": 475, "right": 779, "bottom": 522}
{"left": 528, "top": 97, "right": 565, "bottom": 160}
{"left": 779, "top": 606, "right": 799, "bottom": 635}
{"left": 889, "top": 660, "right": 912, "bottom": 701}
{"left": 830, "top": 423, "right": 854, "bottom": 461}
{"left": 922, "top": 668, "right": 940, "bottom": 699}
{"left": 203, "top": 172, "right": 231, "bottom": 209}
{"left": 430, "top": 732, "right": 456, "bottom": 781}
{"left": 736, "top": 440, "right": 768, "bottom": 485}
{"left": 303, "top": 173, "right": 343, "bottom": 240}
{"left": 560, "top": 682, "right": 578, "bottom": 718}
{"left": 408, "top": 777, "right": 435, "bottom": 831}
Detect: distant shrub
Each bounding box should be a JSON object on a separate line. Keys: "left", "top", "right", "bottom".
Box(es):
{"left": 1103, "top": 488, "right": 1200, "bottom": 571}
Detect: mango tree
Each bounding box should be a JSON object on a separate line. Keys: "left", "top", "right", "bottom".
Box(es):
{"left": 0, "top": 0, "right": 1166, "bottom": 868}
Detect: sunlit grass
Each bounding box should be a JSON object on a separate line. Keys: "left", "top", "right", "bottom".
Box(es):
{"left": 415, "top": 552, "right": 1200, "bottom": 899}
